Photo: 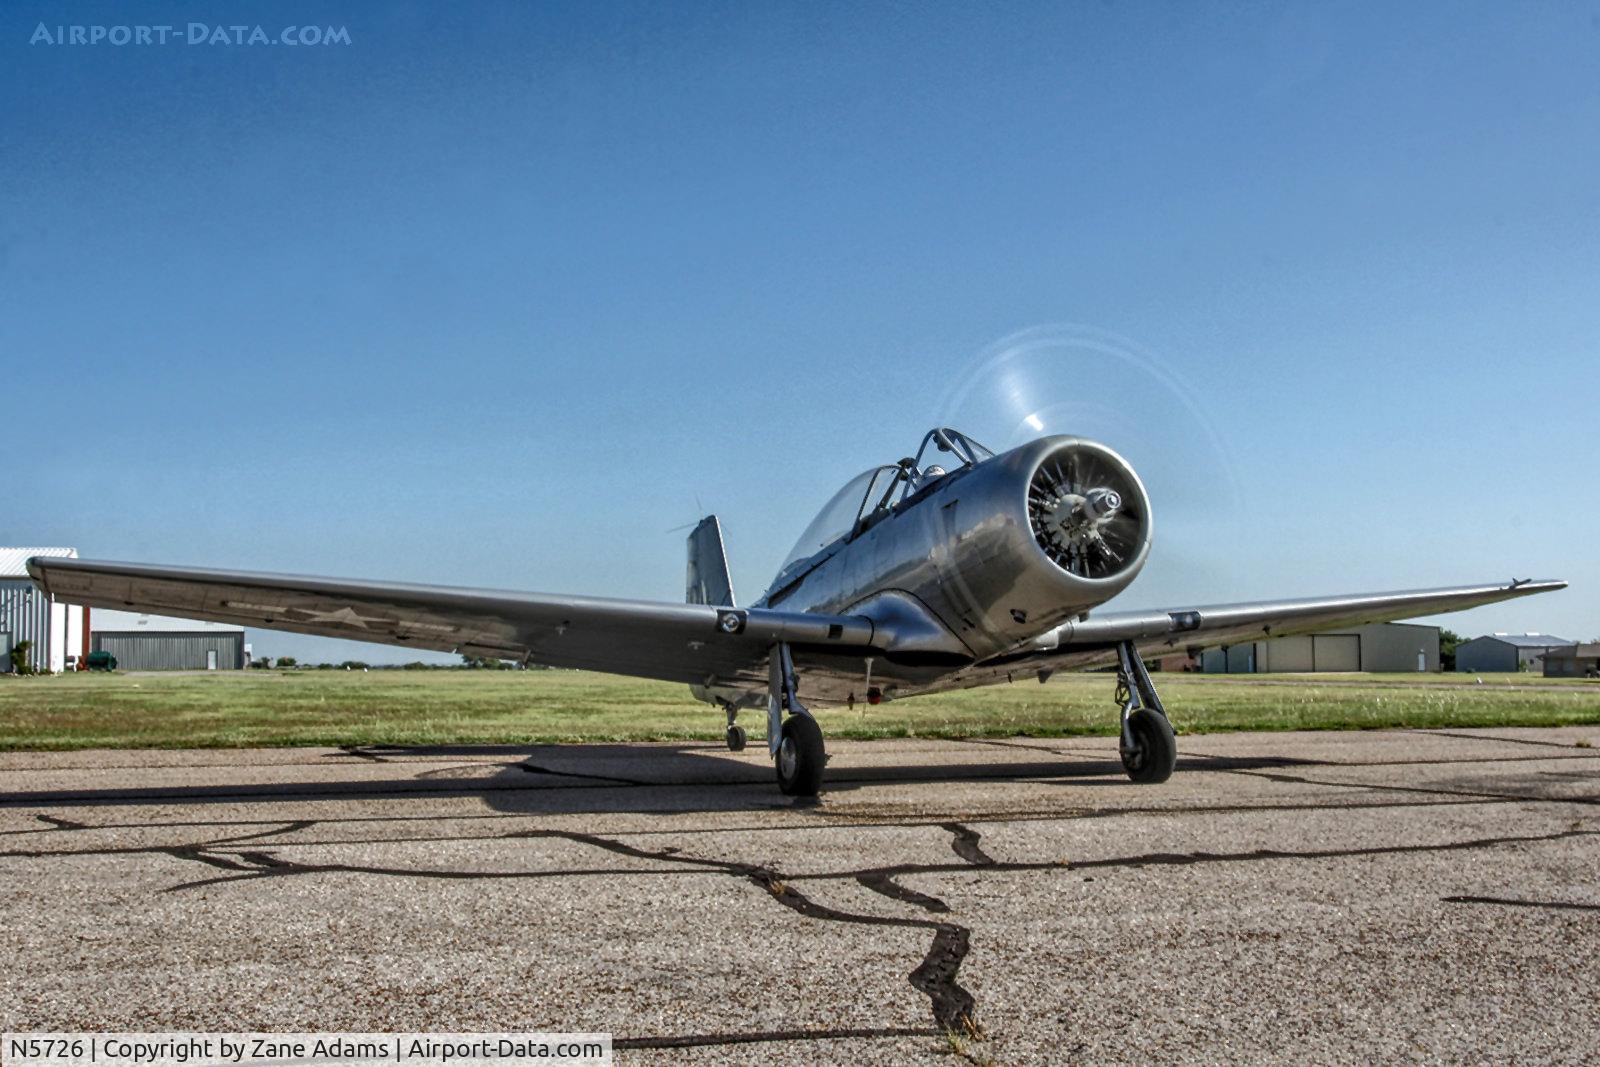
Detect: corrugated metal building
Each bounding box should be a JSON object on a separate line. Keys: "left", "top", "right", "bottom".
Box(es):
{"left": 4, "top": 548, "right": 244, "bottom": 672}
{"left": 1, "top": 548, "right": 86, "bottom": 673}
{"left": 1199, "top": 622, "right": 1440, "bottom": 673}
{"left": 1455, "top": 633, "right": 1574, "bottom": 673}
{"left": 91, "top": 609, "right": 246, "bottom": 671}
{"left": 1543, "top": 643, "right": 1600, "bottom": 678}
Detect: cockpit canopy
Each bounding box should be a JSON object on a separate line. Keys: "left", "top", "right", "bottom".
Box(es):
{"left": 774, "top": 428, "right": 995, "bottom": 581}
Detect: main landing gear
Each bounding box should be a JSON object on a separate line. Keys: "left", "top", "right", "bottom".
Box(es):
{"left": 1115, "top": 641, "right": 1176, "bottom": 784}
{"left": 768, "top": 642, "right": 825, "bottom": 796}
{"left": 723, "top": 702, "right": 748, "bottom": 752}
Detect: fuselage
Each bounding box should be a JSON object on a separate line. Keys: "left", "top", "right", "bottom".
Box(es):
{"left": 713, "top": 432, "right": 1154, "bottom": 707}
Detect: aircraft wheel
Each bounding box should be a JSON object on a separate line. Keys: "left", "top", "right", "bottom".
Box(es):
{"left": 775, "top": 715, "right": 825, "bottom": 796}
{"left": 725, "top": 724, "right": 748, "bottom": 752}
{"left": 1120, "top": 709, "right": 1176, "bottom": 784}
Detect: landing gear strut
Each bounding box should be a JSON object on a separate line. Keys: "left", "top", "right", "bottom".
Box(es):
{"left": 768, "top": 642, "right": 825, "bottom": 796}
{"left": 1115, "top": 641, "right": 1176, "bottom": 784}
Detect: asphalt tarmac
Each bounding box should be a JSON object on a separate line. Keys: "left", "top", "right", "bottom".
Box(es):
{"left": 2, "top": 727, "right": 1596, "bottom": 1065}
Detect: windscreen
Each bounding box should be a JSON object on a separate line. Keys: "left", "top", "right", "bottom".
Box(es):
{"left": 775, "top": 467, "right": 891, "bottom": 577}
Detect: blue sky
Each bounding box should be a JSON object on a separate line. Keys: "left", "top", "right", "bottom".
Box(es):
{"left": 3, "top": 1, "right": 1595, "bottom": 662}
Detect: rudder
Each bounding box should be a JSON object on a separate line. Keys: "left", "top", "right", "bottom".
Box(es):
{"left": 686, "top": 515, "right": 736, "bottom": 607}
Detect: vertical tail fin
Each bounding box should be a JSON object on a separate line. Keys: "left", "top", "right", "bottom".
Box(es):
{"left": 686, "top": 515, "right": 736, "bottom": 607}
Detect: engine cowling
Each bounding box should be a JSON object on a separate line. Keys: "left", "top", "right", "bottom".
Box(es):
{"left": 918, "top": 436, "right": 1152, "bottom": 659}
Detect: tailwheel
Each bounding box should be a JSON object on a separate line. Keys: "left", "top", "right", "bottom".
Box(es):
{"left": 775, "top": 714, "right": 825, "bottom": 796}
{"left": 1120, "top": 708, "right": 1176, "bottom": 783}
{"left": 725, "top": 724, "right": 748, "bottom": 752}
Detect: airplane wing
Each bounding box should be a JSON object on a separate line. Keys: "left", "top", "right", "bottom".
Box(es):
{"left": 962, "top": 579, "right": 1568, "bottom": 682}
{"left": 25, "top": 557, "right": 879, "bottom": 685}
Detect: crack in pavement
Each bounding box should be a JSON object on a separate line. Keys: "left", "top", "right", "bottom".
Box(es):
{"left": 3, "top": 794, "right": 1585, "bottom": 869}
{"left": 613, "top": 1025, "right": 938, "bottom": 1049}
{"left": 1422, "top": 730, "right": 1593, "bottom": 750}
{"left": 12, "top": 814, "right": 92, "bottom": 834}
{"left": 5, "top": 744, "right": 1595, "bottom": 1054}
{"left": 1442, "top": 894, "right": 1600, "bottom": 912}
{"left": 336, "top": 746, "right": 391, "bottom": 762}
{"left": 0, "top": 790, "right": 1567, "bottom": 847}
{"left": 1216, "top": 766, "right": 1600, "bottom": 807}
{"left": 160, "top": 846, "right": 267, "bottom": 874}
{"left": 517, "top": 762, "right": 651, "bottom": 787}
{"left": 942, "top": 822, "right": 995, "bottom": 866}
{"left": 527, "top": 829, "right": 980, "bottom": 1033}
{"left": 44, "top": 815, "right": 1591, "bottom": 1047}
{"left": 811, "top": 827, "right": 1600, "bottom": 886}
{"left": 205, "top": 820, "right": 317, "bottom": 845}
{"left": 42, "top": 821, "right": 1587, "bottom": 901}
{"left": 414, "top": 762, "right": 531, "bottom": 780}
{"left": 4, "top": 748, "right": 1593, "bottom": 808}
{"left": 116, "top": 822, "right": 988, "bottom": 1038}
{"left": 857, "top": 871, "right": 951, "bottom": 913}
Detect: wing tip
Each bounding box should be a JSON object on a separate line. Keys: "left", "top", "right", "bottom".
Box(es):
{"left": 1510, "top": 578, "right": 1567, "bottom": 594}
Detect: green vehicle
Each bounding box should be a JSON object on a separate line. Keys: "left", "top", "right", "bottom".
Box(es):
{"left": 85, "top": 650, "right": 118, "bottom": 672}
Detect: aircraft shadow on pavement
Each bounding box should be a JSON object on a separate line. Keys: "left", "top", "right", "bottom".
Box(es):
{"left": 0, "top": 743, "right": 1319, "bottom": 817}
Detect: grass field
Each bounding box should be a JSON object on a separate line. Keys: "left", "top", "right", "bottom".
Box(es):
{"left": 0, "top": 668, "right": 1596, "bottom": 750}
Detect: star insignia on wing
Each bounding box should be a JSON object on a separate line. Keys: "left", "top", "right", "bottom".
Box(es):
{"left": 290, "top": 606, "right": 390, "bottom": 630}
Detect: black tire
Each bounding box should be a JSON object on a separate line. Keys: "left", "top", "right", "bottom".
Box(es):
{"left": 1121, "top": 709, "right": 1176, "bottom": 784}
{"left": 726, "top": 724, "right": 748, "bottom": 752}
{"left": 775, "top": 715, "right": 826, "bottom": 796}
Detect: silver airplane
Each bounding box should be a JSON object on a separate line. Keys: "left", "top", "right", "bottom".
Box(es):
{"left": 27, "top": 427, "right": 1565, "bottom": 796}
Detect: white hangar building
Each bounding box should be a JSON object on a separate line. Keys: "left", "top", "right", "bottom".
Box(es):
{"left": 1199, "top": 621, "right": 1441, "bottom": 673}
{"left": 2, "top": 547, "right": 244, "bottom": 672}
{"left": 0, "top": 548, "right": 86, "bottom": 673}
